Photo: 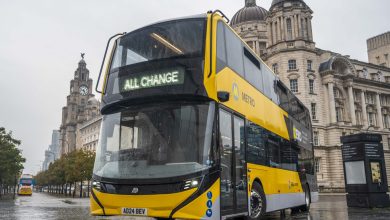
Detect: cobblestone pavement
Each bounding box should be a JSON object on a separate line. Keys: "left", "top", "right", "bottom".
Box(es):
{"left": 1, "top": 193, "right": 390, "bottom": 220}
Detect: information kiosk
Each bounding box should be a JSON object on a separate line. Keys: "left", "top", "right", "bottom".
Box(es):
{"left": 340, "top": 133, "right": 390, "bottom": 208}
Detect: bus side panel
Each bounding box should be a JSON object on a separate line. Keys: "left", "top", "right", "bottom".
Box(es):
{"left": 173, "top": 178, "right": 220, "bottom": 220}
{"left": 215, "top": 67, "right": 289, "bottom": 140}
{"left": 247, "top": 163, "right": 305, "bottom": 212}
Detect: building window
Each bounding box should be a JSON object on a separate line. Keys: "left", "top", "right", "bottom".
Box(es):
{"left": 363, "top": 68, "right": 368, "bottom": 78}
{"left": 354, "top": 91, "right": 360, "bottom": 102}
{"left": 311, "top": 103, "right": 317, "bottom": 120}
{"left": 313, "top": 131, "right": 319, "bottom": 146}
{"left": 315, "top": 157, "right": 321, "bottom": 173}
{"left": 366, "top": 93, "right": 375, "bottom": 104}
{"left": 290, "top": 79, "right": 298, "bottom": 93}
{"left": 356, "top": 111, "right": 362, "bottom": 125}
{"left": 334, "top": 88, "right": 342, "bottom": 99}
{"left": 272, "top": 63, "right": 278, "bottom": 73}
{"left": 275, "top": 21, "right": 278, "bottom": 41}
{"left": 383, "top": 114, "right": 389, "bottom": 129}
{"left": 336, "top": 107, "right": 344, "bottom": 122}
{"left": 307, "top": 60, "right": 312, "bottom": 71}
{"left": 288, "top": 60, "right": 297, "bottom": 70}
{"left": 368, "top": 112, "right": 376, "bottom": 126}
{"left": 286, "top": 18, "right": 293, "bottom": 40}
{"left": 309, "top": 79, "right": 314, "bottom": 94}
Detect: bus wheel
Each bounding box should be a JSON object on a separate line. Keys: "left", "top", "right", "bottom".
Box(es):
{"left": 248, "top": 182, "right": 266, "bottom": 219}
{"left": 299, "top": 185, "right": 311, "bottom": 212}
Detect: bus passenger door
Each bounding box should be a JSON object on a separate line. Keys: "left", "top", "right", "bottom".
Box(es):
{"left": 219, "top": 109, "right": 248, "bottom": 216}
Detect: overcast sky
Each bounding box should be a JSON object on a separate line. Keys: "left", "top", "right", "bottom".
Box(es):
{"left": 0, "top": 0, "right": 389, "bottom": 175}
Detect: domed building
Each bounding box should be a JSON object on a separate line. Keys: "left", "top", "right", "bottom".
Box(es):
{"left": 231, "top": 0, "right": 269, "bottom": 56}
{"left": 231, "top": 0, "right": 390, "bottom": 192}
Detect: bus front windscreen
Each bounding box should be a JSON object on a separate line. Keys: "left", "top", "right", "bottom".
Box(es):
{"left": 93, "top": 102, "right": 215, "bottom": 180}
{"left": 20, "top": 179, "right": 32, "bottom": 186}
{"left": 110, "top": 18, "right": 206, "bottom": 71}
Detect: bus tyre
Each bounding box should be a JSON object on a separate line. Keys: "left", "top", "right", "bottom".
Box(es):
{"left": 299, "top": 185, "right": 311, "bottom": 212}
{"left": 248, "top": 182, "right": 266, "bottom": 220}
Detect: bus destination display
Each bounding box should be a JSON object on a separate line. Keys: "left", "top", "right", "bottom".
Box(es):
{"left": 120, "top": 67, "right": 185, "bottom": 92}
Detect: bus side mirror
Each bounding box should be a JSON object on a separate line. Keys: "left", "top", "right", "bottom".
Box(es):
{"left": 217, "top": 91, "right": 230, "bottom": 102}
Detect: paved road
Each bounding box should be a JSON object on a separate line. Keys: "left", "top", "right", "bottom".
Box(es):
{"left": 1, "top": 193, "right": 390, "bottom": 219}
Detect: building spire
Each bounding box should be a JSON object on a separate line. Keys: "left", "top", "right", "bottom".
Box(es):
{"left": 245, "top": 0, "right": 257, "bottom": 7}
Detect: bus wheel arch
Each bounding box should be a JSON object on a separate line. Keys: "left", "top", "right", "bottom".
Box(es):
{"left": 292, "top": 183, "right": 311, "bottom": 213}
{"left": 302, "top": 183, "right": 311, "bottom": 211}
{"left": 248, "top": 180, "right": 266, "bottom": 220}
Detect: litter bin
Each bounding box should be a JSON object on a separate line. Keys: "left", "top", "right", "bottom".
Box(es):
{"left": 340, "top": 133, "right": 390, "bottom": 208}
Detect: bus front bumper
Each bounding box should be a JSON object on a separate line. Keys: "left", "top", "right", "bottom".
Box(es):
{"left": 90, "top": 179, "right": 220, "bottom": 219}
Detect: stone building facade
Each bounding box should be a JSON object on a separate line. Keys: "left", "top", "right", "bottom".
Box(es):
{"left": 232, "top": 0, "right": 390, "bottom": 191}
{"left": 367, "top": 32, "right": 390, "bottom": 68}
{"left": 76, "top": 115, "right": 102, "bottom": 152}
{"left": 59, "top": 56, "right": 100, "bottom": 155}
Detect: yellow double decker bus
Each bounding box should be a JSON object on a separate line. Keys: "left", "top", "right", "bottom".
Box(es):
{"left": 18, "top": 174, "right": 34, "bottom": 196}
{"left": 91, "top": 11, "right": 318, "bottom": 219}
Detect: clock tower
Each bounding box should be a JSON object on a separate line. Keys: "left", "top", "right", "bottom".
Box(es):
{"left": 60, "top": 54, "right": 97, "bottom": 155}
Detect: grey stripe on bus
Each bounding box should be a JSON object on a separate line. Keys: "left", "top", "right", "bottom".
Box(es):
{"left": 202, "top": 196, "right": 221, "bottom": 220}
{"left": 265, "top": 193, "right": 305, "bottom": 212}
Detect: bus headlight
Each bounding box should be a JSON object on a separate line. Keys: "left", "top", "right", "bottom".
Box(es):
{"left": 183, "top": 178, "right": 201, "bottom": 190}
{"left": 92, "top": 181, "right": 101, "bottom": 191}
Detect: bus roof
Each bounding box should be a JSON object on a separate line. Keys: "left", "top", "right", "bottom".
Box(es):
{"left": 121, "top": 13, "right": 207, "bottom": 39}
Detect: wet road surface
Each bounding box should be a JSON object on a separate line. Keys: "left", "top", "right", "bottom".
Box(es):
{"left": 1, "top": 193, "right": 390, "bottom": 219}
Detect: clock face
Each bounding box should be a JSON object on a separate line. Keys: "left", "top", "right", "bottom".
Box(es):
{"left": 79, "top": 85, "right": 88, "bottom": 96}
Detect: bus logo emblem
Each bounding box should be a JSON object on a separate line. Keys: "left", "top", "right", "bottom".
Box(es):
{"left": 131, "top": 187, "right": 139, "bottom": 194}
{"left": 232, "top": 83, "right": 239, "bottom": 101}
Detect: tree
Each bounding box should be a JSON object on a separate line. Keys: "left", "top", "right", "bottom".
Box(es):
{"left": 0, "top": 127, "right": 26, "bottom": 197}
{"left": 34, "top": 148, "right": 96, "bottom": 197}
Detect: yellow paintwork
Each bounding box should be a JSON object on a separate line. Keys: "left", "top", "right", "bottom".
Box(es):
{"left": 247, "top": 163, "right": 303, "bottom": 195}
{"left": 203, "top": 13, "right": 218, "bottom": 101}
{"left": 215, "top": 67, "right": 290, "bottom": 140}
{"left": 18, "top": 187, "right": 32, "bottom": 196}
{"left": 203, "top": 16, "right": 289, "bottom": 140}
{"left": 173, "top": 179, "right": 220, "bottom": 219}
{"left": 90, "top": 192, "right": 104, "bottom": 215}
{"left": 91, "top": 188, "right": 196, "bottom": 217}
{"left": 91, "top": 180, "right": 220, "bottom": 219}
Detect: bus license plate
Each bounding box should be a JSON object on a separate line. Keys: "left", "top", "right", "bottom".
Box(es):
{"left": 122, "top": 207, "right": 148, "bottom": 216}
